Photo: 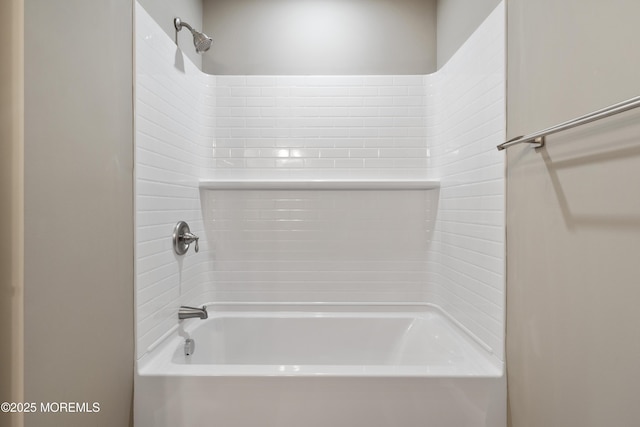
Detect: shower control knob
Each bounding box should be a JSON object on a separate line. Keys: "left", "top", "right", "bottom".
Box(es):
{"left": 173, "top": 221, "right": 200, "bottom": 255}
{"left": 182, "top": 232, "right": 199, "bottom": 253}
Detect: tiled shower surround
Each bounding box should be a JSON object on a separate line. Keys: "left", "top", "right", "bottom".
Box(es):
{"left": 212, "top": 74, "right": 431, "bottom": 179}
{"left": 135, "top": 2, "right": 505, "bottom": 365}
{"left": 200, "top": 189, "right": 436, "bottom": 303}
{"left": 429, "top": 5, "right": 505, "bottom": 360}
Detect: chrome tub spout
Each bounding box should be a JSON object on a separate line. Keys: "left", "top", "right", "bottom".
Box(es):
{"left": 178, "top": 305, "right": 208, "bottom": 320}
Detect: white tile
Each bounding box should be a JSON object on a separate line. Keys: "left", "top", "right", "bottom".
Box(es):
{"left": 261, "top": 87, "right": 290, "bottom": 97}
{"left": 363, "top": 97, "right": 395, "bottom": 107}
{"left": 275, "top": 158, "right": 304, "bottom": 168}
{"left": 290, "top": 149, "right": 320, "bottom": 158}
{"left": 379, "top": 107, "right": 410, "bottom": 117}
{"left": 362, "top": 76, "right": 394, "bottom": 86}
{"left": 349, "top": 128, "right": 379, "bottom": 137}
{"left": 260, "top": 107, "right": 292, "bottom": 117}
{"left": 348, "top": 87, "right": 378, "bottom": 97}
{"left": 216, "top": 76, "right": 246, "bottom": 87}
{"left": 246, "top": 158, "right": 277, "bottom": 168}
{"left": 217, "top": 97, "right": 246, "bottom": 107}
{"left": 245, "top": 118, "right": 276, "bottom": 128}
{"left": 334, "top": 158, "right": 364, "bottom": 168}
{"left": 290, "top": 87, "right": 350, "bottom": 97}
{"left": 393, "top": 96, "right": 425, "bottom": 106}
{"left": 216, "top": 118, "right": 245, "bottom": 128}
{"left": 304, "top": 158, "right": 335, "bottom": 168}
{"left": 349, "top": 107, "right": 378, "bottom": 117}
{"left": 378, "top": 86, "right": 408, "bottom": 96}
{"left": 276, "top": 76, "right": 307, "bottom": 86}
{"left": 318, "top": 148, "right": 350, "bottom": 158}
{"left": 246, "top": 97, "right": 276, "bottom": 107}
{"left": 349, "top": 148, "right": 379, "bottom": 158}
{"left": 230, "top": 87, "right": 261, "bottom": 97}
{"left": 378, "top": 127, "right": 409, "bottom": 137}
{"left": 259, "top": 148, "right": 290, "bottom": 158}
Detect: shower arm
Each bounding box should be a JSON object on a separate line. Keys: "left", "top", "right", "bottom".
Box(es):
{"left": 174, "top": 18, "right": 195, "bottom": 34}
{"left": 174, "top": 17, "right": 193, "bottom": 44}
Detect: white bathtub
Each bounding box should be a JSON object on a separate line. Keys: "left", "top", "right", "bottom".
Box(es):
{"left": 135, "top": 304, "right": 505, "bottom": 427}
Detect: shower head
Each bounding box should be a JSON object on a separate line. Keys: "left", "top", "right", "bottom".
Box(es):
{"left": 174, "top": 17, "right": 212, "bottom": 54}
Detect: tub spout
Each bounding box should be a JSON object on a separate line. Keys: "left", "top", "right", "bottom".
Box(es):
{"left": 178, "top": 305, "right": 208, "bottom": 320}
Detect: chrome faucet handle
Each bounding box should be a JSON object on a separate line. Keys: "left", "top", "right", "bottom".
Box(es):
{"left": 182, "top": 232, "right": 199, "bottom": 253}
{"left": 173, "top": 221, "right": 200, "bottom": 255}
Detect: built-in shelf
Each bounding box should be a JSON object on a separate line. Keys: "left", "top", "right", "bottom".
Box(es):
{"left": 199, "top": 179, "right": 440, "bottom": 191}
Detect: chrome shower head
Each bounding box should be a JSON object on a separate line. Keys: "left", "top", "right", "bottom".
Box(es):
{"left": 174, "top": 17, "right": 212, "bottom": 54}
{"left": 192, "top": 31, "right": 213, "bottom": 54}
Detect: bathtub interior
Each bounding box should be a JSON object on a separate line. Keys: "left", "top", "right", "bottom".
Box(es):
{"left": 139, "top": 304, "right": 502, "bottom": 377}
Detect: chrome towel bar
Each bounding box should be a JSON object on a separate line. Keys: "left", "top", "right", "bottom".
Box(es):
{"left": 497, "top": 95, "right": 640, "bottom": 151}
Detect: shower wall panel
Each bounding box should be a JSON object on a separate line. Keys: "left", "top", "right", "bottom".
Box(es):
{"left": 135, "top": 3, "right": 215, "bottom": 359}
{"left": 208, "top": 75, "right": 434, "bottom": 180}
{"left": 428, "top": 2, "right": 505, "bottom": 363}
{"left": 199, "top": 189, "right": 437, "bottom": 303}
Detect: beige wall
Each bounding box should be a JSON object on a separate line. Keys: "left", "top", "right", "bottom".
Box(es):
{"left": 0, "top": 0, "right": 24, "bottom": 426}
{"left": 23, "top": 1, "right": 134, "bottom": 426}
{"left": 137, "top": 0, "right": 204, "bottom": 69}
{"left": 436, "top": 0, "right": 501, "bottom": 68}
{"left": 202, "top": 0, "right": 437, "bottom": 75}
{"left": 506, "top": 1, "right": 640, "bottom": 426}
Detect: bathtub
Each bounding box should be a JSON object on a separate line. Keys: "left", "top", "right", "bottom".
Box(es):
{"left": 135, "top": 304, "right": 505, "bottom": 427}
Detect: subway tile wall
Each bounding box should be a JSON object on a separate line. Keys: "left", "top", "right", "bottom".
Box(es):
{"left": 203, "top": 74, "right": 438, "bottom": 302}
{"left": 428, "top": 2, "right": 505, "bottom": 363}
{"left": 199, "top": 189, "right": 437, "bottom": 303}
{"left": 135, "top": 0, "right": 504, "bottom": 361}
{"left": 135, "top": 3, "right": 215, "bottom": 359}
{"left": 209, "top": 75, "right": 434, "bottom": 179}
